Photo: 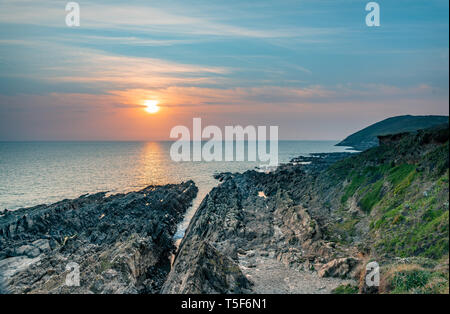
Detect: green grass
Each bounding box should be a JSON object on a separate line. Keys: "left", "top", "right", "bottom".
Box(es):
{"left": 328, "top": 218, "right": 361, "bottom": 244}
{"left": 359, "top": 180, "right": 384, "bottom": 213}
{"left": 340, "top": 165, "right": 390, "bottom": 204}
{"left": 341, "top": 171, "right": 365, "bottom": 204}
{"left": 390, "top": 269, "right": 433, "bottom": 293}
{"left": 377, "top": 207, "right": 449, "bottom": 259}
{"left": 388, "top": 164, "right": 416, "bottom": 186}
{"left": 332, "top": 284, "right": 359, "bottom": 294}
{"left": 335, "top": 155, "right": 448, "bottom": 259}
{"left": 386, "top": 267, "right": 448, "bottom": 294}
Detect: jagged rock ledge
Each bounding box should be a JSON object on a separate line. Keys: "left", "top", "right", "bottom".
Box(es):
{"left": 0, "top": 181, "right": 198, "bottom": 294}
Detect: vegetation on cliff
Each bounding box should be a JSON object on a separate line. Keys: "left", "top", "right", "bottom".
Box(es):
{"left": 336, "top": 115, "right": 448, "bottom": 151}
{"left": 325, "top": 124, "right": 449, "bottom": 293}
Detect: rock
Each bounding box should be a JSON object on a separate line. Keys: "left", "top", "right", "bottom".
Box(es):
{"left": 0, "top": 181, "right": 198, "bottom": 294}
{"left": 318, "top": 257, "right": 359, "bottom": 279}
{"left": 15, "top": 245, "right": 40, "bottom": 258}
{"left": 162, "top": 242, "right": 252, "bottom": 294}
{"left": 32, "top": 239, "right": 51, "bottom": 252}
{"left": 0, "top": 256, "right": 41, "bottom": 281}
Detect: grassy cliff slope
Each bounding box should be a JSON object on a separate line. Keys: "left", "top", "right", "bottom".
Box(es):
{"left": 336, "top": 115, "right": 448, "bottom": 151}
{"left": 323, "top": 124, "right": 449, "bottom": 293}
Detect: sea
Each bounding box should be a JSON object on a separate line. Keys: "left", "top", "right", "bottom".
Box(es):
{"left": 0, "top": 141, "right": 355, "bottom": 238}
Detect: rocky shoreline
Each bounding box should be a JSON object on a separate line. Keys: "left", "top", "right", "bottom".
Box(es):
{"left": 0, "top": 181, "right": 198, "bottom": 293}
{"left": 1, "top": 125, "right": 448, "bottom": 294}
{"left": 0, "top": 152, "right": 362, "bottom": 294}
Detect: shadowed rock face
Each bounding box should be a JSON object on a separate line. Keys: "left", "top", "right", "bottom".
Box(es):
{"left": 163, "top": 241, "right": 253, "bottom": 294}
{"left": 0, "top": 181, "right": 197, "bottom": 294}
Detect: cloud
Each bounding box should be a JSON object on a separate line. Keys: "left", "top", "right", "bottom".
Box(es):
{"left": 48, "top": 49, "right": 229, "bottom": 84}
{"left": 109, "top": 83, "right": 449, "bottom": 113}
{"left": 0, "top": 39, "right": 231, "bottom": 93}
{"left": 0, "top": 0, "right": 335, "bottom": 39}
{"left": 61, "top": 35, "right": 202, "bottom": 47}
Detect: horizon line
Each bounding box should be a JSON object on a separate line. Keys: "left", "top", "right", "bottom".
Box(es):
{"left": 0, "top": 139, "right": 344, "bottom": 143}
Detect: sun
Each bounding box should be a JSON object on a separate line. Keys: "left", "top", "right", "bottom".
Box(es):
{"left": 144, "top": 100, "right": 160, "bottom": 114}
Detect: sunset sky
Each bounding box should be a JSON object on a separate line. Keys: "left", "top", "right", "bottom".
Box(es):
{"left": 0, "top": 0, "right": 448, "bottom": 141}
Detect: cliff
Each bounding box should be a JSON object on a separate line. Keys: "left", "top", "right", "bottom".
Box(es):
{"left": 336, "top": 115, "right": 448, "bottom": 151}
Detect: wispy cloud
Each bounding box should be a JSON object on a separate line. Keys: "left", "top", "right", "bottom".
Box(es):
{"left": 0, "top": 39, "right": 231, "bottom": 92}
{"left": 0, "top": 0, "right": 336, "bottom": 39}
{"left": 110, "top": 83, "right": 449, "bottom": 111}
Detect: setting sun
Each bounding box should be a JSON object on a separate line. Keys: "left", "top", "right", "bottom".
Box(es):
{"left": 144, "top": 100, "right": 160, "bottom": 114}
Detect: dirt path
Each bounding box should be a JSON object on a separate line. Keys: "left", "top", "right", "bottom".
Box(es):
{"left": 238, "top": 250, "right": 356, "bottom": 294}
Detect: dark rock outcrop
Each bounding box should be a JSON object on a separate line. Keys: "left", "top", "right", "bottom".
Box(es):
{"left": 0, "top": 181, "right": 197, "bottom": 294}
{"left": 163, "top": 241, "right": 252, "bottom": 294}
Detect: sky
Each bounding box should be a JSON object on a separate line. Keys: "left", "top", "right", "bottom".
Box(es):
{"left": 0, "top": 0, "right": 448, "bottom": 141}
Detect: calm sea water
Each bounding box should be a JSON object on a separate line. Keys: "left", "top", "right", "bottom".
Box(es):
{"left": 0, "top": 141, "right": 354, "bottom": 237}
